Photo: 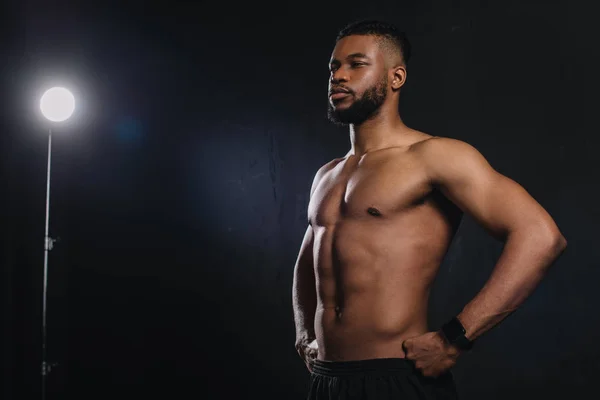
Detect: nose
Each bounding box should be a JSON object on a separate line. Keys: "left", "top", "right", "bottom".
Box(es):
{"left": 330, "top": 68, "right": 348, "bottom": 84}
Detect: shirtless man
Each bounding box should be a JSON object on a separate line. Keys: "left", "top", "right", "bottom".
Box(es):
{"left": 292, "top": 20, "right": 567, "bottom": 399}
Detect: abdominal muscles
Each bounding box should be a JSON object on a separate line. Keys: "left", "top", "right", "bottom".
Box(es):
{"left": 312, "top": 216, "right": 450, "bottom": 360}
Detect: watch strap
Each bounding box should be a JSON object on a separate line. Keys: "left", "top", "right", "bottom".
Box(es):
{"left": 441, "top": 317, "right": 473, "bottom": 351}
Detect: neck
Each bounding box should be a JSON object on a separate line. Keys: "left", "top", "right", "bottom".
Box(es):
{"left": 348, "top": 103, "right": 409, "bottom": 156}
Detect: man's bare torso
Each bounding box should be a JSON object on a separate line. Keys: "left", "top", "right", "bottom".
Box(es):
{"left": 308, "top": 133, "right": 462, "bottom": 361}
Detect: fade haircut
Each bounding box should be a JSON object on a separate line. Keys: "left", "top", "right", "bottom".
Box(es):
{"left": 336, "top": 20, "right": 411, "bottom": 66}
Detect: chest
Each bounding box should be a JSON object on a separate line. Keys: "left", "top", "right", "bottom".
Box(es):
{"left": 308, "top": 156, "right": 432, "bottom": 226}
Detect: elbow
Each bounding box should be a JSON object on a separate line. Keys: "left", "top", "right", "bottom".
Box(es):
{"left": 526, "top": 224, "right": 567, "bottom": 258}
{"left": 540, "top": 227, "right": 567, "bottom": 257}
{"left": 515, "top": 223, "right": 567, "bottom": 252}
{"left": 533, "top": 230, "right": 567, "bottom": 274}
{"left": 535, "top": 218, "right": 567, "bottom": 254}
{"left": 552, "top": 232, "right": 567, "bottom": 254}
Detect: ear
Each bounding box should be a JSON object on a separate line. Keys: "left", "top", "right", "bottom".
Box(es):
{"left": 391, "top": 65, "right": 407, "bottom": 90}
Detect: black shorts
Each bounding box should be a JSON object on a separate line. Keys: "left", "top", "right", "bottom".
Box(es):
{"left": 307, "top": 358, "right": 459, "bottom": 400}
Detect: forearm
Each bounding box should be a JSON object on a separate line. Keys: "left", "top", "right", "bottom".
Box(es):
{"left": 292, "top": 265, "right": 317, "bottom": 345}
{"left": 457, "top": 227, "right": 567, "bottom": 341}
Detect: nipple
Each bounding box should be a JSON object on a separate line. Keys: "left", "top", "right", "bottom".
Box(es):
{"left": 367, "top": 207, "right": 382, "bottom": 217}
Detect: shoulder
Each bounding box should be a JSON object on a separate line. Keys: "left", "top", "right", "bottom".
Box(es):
{"left": 309, "top": 157, "right": 344, "bottom": 197}
{"left": 411, "top": 135, "right": 478, "bottom": 155}
{"left": 412, "top": 136, "right": 487, "bottom": 166}
{"left": 411, "top": 136, "right": 493, "bottom": 184}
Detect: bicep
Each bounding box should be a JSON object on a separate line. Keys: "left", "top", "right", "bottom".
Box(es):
{"left": 295, "top": 225, "right": 315, "bottom": 268}
{"left": 426, "top": 139, "right": 556, "bottom": 240}
{"left": 293, "top": 226, "right": 316, "bottom": 299}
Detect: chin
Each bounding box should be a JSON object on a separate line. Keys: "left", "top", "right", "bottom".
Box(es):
{"left": 330, "top": 101, "right": 352, "bottom": 111}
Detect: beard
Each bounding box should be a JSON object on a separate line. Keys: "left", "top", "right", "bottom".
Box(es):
{"left": 327, "top": 75, "right": 388, "bottom": 126}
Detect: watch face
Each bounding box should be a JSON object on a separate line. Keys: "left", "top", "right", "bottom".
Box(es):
{"left": 443, "top": 318, "right": 465, "bottom": 341}
{"left": 456, "top": 335, "right": 474, "bottom": 350}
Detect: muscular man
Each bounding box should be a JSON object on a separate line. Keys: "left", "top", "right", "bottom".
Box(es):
{"left": 292, "top": 20, "right": 567, "bottom": 399}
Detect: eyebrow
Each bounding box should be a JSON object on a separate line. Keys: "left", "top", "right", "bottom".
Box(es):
{"left": 330, "top": 52, "right": 371, "bottom": 65}
{"left": 347, "top": 52, "right": 370, "bottom": 59}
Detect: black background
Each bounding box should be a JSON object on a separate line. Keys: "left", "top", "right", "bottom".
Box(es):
{"left": 2, "top": 0, "right": 598, "bottom": 399}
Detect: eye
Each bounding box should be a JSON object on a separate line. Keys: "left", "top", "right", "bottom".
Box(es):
{"left": 351, "top": 62, "right": 366, "bottom": 68}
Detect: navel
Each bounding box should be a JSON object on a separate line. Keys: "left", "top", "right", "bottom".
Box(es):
{"left": 367, "top": 207, "right": 382, "bottom": 217}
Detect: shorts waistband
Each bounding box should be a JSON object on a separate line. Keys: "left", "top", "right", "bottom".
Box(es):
{"left": 312, "top": 358, "right": 414, "bottom": 377}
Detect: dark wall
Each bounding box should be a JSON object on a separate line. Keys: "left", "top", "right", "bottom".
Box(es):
{"left": 2, "top": 1, "right": 598, "bottom": 399}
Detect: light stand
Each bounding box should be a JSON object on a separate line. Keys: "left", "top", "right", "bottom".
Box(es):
{"left": 41, "top": 127, "right": 57, "bottom": 400}
{"left": 39, "top": 87, "right": 74, "bottom": 400}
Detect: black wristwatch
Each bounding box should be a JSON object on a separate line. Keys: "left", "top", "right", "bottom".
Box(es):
{"left": 440, "top": 317, "right": 473, "bottom": 351}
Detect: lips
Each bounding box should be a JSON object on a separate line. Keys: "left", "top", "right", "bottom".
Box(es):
{"left": 330, "top": 92, "right": 350, "bottom": 100}
{"left": 329, "top": 88, "right": 351, "bottom": 100}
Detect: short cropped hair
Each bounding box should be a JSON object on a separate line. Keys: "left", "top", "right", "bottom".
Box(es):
{"left": 336, "top": 20, "right": 411, "bottom": 65}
